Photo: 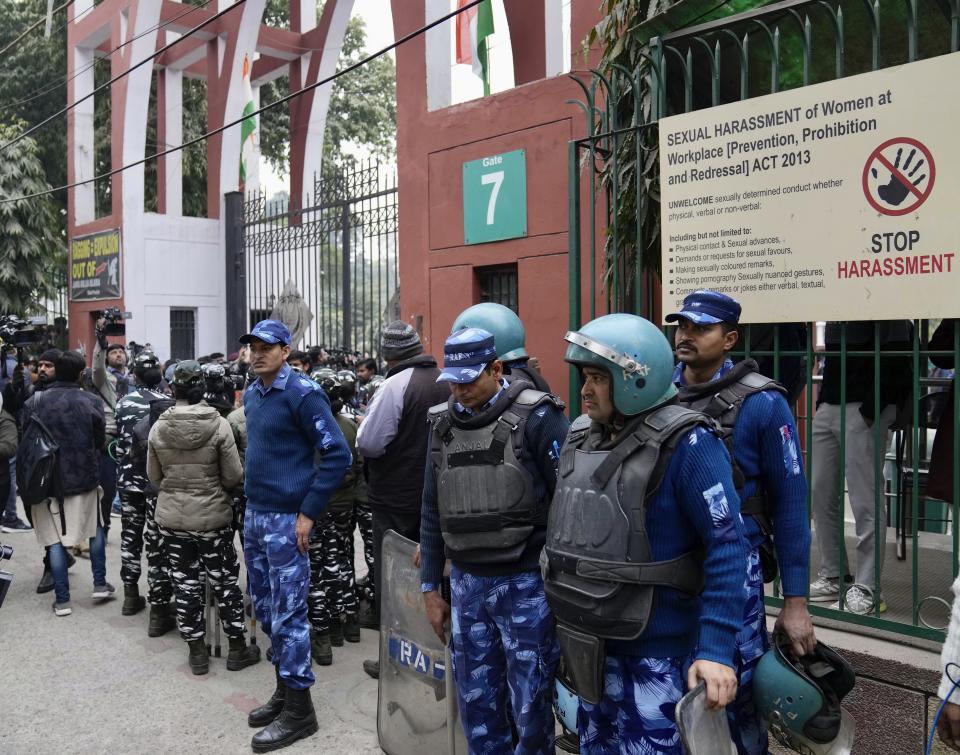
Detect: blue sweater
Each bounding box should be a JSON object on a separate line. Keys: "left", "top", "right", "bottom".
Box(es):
{"left": 730, "top": 391, "right": 811, "bottom": 596}
{"left": 607, "top": 425, "right": 746, "bottom": 668}
{"left": 243, "top": 364, "right": 352, "bottom": 520}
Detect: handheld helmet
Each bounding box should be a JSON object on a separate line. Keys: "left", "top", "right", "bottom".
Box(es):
{"left": 754, "top": 636, "right": 856, "bottom": 754}
{"left": 452, "top": 303, "right": 528, "bottom": 362}
{"left": 564, "top": 313, "right": 677, "bottom": 416}
{"left": 337, "top": 369, "right": 357, "bottom": 399}
{"left": 553, "top": 677, "right": 579, "bottom": 738}
{"left": 171, "top": 360, "right": 203, "bottom": 389}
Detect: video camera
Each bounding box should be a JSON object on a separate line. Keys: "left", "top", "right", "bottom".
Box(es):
{"left": 98, "top": 307, "right": 127, "bottom": 337}
{"left": 0, "top": 540, "right": 13, "bottom": 610}
{"left": 0, "top": 314, "right": 42, "bottom": 348}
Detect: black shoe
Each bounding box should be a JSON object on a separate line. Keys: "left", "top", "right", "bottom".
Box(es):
{"left": 555, "top": 732, "right": 580, "bottom": 753}
{"left": 226, "top": 636, "right": 262, "bottom": 671}
{"left": 188, "top": 639, "right": 209, "bottom": 675}
{"left": 36, "top": 569, "right": 54, "bottom": 594}
{"left": 249, "top": 665, "right": 285, "bottom": 728}
{"left": 358, "top": 603, "right": 380, "bottom": 631}
{"left": 148, "top": 602, "right": 176, "bottom": 637}
{"left": 121, "top": 584, "right": 147, "bottom": 616}
{"left": 311, "top": 631, "right": 332, "bottom": 666}
{"left": 362, "top": 659, "right": 379, "bottom": 679}
{"left": 266, "top": 645, "right": 274, "bottom": 663}
{"left": 343, "top": 613, "right": 361, "bottom": 643}
{"left": 328, "top": 619, "right": 344, "bottom": 647}
{"left": 251, "top": 685, "right": 318, "bottom": 752}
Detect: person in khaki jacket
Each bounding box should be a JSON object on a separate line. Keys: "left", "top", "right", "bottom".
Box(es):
{"left": 147, "top": 360, "right": 260, "bottom": 675}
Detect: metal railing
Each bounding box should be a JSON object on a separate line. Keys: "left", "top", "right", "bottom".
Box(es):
{"left": 567, "top": 0, "right": 960, "bottom": 643}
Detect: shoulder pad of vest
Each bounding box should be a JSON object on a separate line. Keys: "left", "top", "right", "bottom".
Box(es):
{"left": 512, "top": 388, "right": 565, "bottom": 411}
{"left": 569, "top": 413, "right": 592, "bottom": 433}
{"left": 737, "top": 370, "right": 786, "bottom": 395}
{"left": 427, "top": 401, "right": 448, "bottom": 420}
{"left": 642, "top": 404, "right": 712, "bottom": 436}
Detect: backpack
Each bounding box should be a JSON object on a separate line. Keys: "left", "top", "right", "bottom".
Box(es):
{"left": 17, "top": 394, "right": 65, "bottom": 531}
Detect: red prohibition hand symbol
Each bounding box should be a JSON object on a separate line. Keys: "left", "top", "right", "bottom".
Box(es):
{"left": 862, "top": 137, "right": 935, "bottom": 216}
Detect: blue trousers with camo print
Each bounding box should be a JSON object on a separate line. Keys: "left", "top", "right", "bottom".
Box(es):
{"left": 244, "top": 510, "right": 315, "bottom": 691}
{"left": 727, "top": 547, "right": 770, "bottom": 755}
{"left": 450, "top": 566, "right": 560, "bottom": 755}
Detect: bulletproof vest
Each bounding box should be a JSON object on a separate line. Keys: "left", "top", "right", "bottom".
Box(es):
{"left": 428, "top": 384, "right": 561, "bottom": 565}
{"left": 543, "top": 404, "right": 709, "bottom": 641}
{"left": 676, "top": 359, "right": 786, "bottom": 527}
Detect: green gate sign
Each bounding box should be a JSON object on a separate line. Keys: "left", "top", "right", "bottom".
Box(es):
{"left": 463, "top": 149, "right": 527, "bottom": 244}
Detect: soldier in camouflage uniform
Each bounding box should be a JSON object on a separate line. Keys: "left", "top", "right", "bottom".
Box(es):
{"left": 147, "top": 361, "right": 260, "bottom": 676}
{"left": 353, "top": 376, "right": 382, "bottom": 605}
{"left": 307, "top": 373, "right": 362, "bottom": 665}
{"left": 116, "top": 352, "right": 170, "bottom": 617}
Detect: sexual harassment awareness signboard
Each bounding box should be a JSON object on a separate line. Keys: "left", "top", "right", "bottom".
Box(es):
{"left": 658, "top": 52, "right": 960, "bottom": 323}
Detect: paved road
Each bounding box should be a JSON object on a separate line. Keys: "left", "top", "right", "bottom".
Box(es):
{"left": 0, "top": 505, "right": 381, "bottom": 754}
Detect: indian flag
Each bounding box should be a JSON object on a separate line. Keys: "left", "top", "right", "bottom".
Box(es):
{"left": 456, "top": 0, "right": 495, "bottom": 95}
{"left": 239, "top": 54, "right": 257, "bottom": 193}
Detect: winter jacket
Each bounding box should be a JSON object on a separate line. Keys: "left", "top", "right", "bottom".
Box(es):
{"left": 325, "top": 412, "right": 360, "bottom": 514}
{"left": 0, "top": 407, "right": 17, "bottom": 505}
{"left": 227, "top": 406, "right": 247, "bottom": 465}
{"left": 147, "top": 401, "right": 243, "bottom": 532}
{"left": 21, "top": 382, "right": 105, "bottom": 496}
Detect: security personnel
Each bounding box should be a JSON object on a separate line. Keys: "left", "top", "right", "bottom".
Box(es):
{"left": 420, "top": 327, "right": 569, "bottom": 754}
{"left": 452, "top": 302, "right": 552, "bottom": 392}
{"left": 542, "top": 314, "right": 746, "bottom": 754}
{"left": 668, "top": 290, "right": 814, "bottom": 754}
{"left": 240, "top": 320, "right": 351, "bottom": 753}
{"left": 115, "top": 351, "right": 170, "bottom": 617}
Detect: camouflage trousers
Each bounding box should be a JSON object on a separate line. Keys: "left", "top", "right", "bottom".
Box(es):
{"left": 726, "top": 547, "right": 771, "bottom": 755}
{"left": 119, "top": 491, "right": 173, "bottom": 605}
{"left": 354, "top": 501, "right": 375, "bottom": 602}
{"left": 244, "top": 510, "right": 315, "bottom": 691}
{"left": 308, "top": 510, "right": 359, "bottom": 633}
{"left": 449, "top": 566, "right": 560, "bottom": 755}
{"left": 157, "top": 525, "right": 246, "bottom": 642}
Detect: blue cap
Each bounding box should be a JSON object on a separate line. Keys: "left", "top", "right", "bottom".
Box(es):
{"left": 665, "top": 290, "right": 741, "bottom": 325}
{"left": 239, "top": 319, "right": 291, "bottom": 346}
{"left": 437, "top": 327, "right": 498, "bottom": 384}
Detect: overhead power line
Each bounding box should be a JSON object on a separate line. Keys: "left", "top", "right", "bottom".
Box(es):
{"left": 0, "top": 0, "right": 486, "bottom": 205}
{"left": 0, "top": 0, "right": 74, "bottom": 60}
{"left": 0, "top": 0, "right": 246, "bottom": 156}
{"left": 0, "top": 0, "right": 213, "bottom": 117}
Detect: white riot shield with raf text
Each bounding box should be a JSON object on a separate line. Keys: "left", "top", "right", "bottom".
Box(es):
{"left": 377, "top": 531, "right": 467, "bottom": 755}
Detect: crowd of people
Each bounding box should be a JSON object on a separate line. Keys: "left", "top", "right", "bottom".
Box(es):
{"left": 2, "top": 297, "right": 959, "bottom": 754}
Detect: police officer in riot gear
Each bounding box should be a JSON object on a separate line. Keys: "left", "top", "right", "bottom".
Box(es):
{"left": 419, "top": 327, "right": 569, "bottom": 753}
{"left": 669, "top": 290, "right": 814, "bottom": 754}
{"left": 452, "top": 302, "right": 552, "bottom": 392}
{"left": 542, "top": 313, "right": 746, "bottom": 753}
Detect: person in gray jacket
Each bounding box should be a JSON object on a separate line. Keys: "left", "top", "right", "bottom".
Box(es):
{"left": 147, "top": 360, "right": 260, "bottom": 675}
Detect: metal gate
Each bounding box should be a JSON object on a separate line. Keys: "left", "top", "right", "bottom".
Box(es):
{"left": 567, "top": 0, "right": 960, "bottom": 644}
{"left": 232, "top": 160, "right": 399, "bottom": 357}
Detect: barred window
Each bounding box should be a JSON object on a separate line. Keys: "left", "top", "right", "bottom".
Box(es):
{"left": 477, "top": 264, "right": 518, "bottom": 314}
{"left": 170, "top": 308, "right": 196, "bottom": 360}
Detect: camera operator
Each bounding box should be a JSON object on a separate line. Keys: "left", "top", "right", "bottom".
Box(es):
{"left": 93, "top": 316, "right": 128, "bottom": 530}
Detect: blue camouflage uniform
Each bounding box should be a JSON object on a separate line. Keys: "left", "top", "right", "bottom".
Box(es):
{"left": 242, "top": 322, "right": 352, "bottom": 691}
{"left": 670, "top": 293, "right": 811, "bottom": 755}
{"left": 420, "top": 329, "right": 570, "bottom": 755}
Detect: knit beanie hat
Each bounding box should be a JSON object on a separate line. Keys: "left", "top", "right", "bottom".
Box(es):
{"left": 39, "top": 348, "right": 61, "bottom": 364}
{"left": 380, "top": 321, "right": 423, "bottom": 361}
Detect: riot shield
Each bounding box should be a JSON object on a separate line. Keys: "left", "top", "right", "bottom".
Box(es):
{"left": 675, "top": 682, "right": 738, "bottom": 755}
{"left": 377, "top": 531, "right": 467, "bottom": 755}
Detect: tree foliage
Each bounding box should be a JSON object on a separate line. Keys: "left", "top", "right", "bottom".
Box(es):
{"left": 0, "top": 123, "right": 62, "bottom": 313}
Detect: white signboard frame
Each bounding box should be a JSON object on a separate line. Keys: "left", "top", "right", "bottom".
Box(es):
{"left": 658, "top": 52, "right": 960, "bottom": 323}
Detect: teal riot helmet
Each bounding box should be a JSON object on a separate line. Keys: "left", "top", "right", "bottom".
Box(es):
{"left": 754, "top": 636, "right": 856, "bottom": 755}
{"left": 564, "top": 313, "right": 677, "bottom": 416}
{"left": 451, "top": 302, "right": 528, "bottom": 362}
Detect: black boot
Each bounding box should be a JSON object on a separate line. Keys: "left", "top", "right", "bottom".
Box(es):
{"left": 251, "top": 686, "right": 318, "bottom": 753}
{"left": 311, "top": 631, "right": 332, "bottom": 666}
{"left": 188, "top": 639, "right": 209, "bottom": 675}
{"left": 358, "top": 602, "right": 380, "bottom": 630}
{"left": 343, "top": 613, "right": 360, "bottom": 643}
{"left": 226, "top": 636, "right": 262, "bottom": 671}
{"left": 121, "top": 584, "right": 146, "bottom": 616}
{"left": 328, "top": 619, "right": 344, "bottom": 647}
{"left": 148, "top": 602, "right": 176, "bottom": 637}
{"left": 249, "top": 665, "right": 285, "bottom": 728}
